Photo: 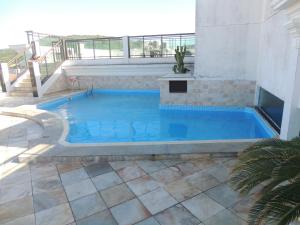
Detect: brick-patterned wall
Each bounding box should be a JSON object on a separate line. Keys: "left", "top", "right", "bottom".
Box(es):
{"left": 160, "top": 79, "right": 256, "bottom": 106}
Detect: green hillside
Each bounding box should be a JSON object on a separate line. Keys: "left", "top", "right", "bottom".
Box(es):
{"left": 0, "top": 49, "right": 18, "bottom": 63}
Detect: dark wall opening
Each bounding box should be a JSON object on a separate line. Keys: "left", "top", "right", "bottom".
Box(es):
{"left": 257, "top": 87, "right": 284, "bottom": 132}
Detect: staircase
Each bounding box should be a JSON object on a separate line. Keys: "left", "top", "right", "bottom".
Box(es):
{"left": 9, "top": 74, "right": 34, "bottom": 97}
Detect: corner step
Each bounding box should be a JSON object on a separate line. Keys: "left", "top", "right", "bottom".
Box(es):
{"left": 10, "top": 91, "right": 33, "bottom": 97}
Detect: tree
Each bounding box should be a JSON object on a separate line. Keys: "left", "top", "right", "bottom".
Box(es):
{"left": 230, "top": 138, "right": 300, "bottom": 225}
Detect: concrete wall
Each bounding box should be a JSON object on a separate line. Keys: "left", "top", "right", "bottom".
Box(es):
{"left": 194, "top": 0, "right": 264, "bottom": 80}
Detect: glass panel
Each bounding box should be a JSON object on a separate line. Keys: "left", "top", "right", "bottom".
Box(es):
{"left": 94, "top": 39, "right": 110, "bottom": 58}
{"left": 110, "top": 38, "right": 123, "bottom": 58}
{"left": 143, "top": 36, "right": 162, "bottom": 58}
{"left": 129, "top": 37, "right": 144, "bottom": 57}
{"left": 162, "top": 35, "right": 181, "bottom": 57}
{"left": 180, "top": 35, "right": 195, "bottom": 56}
{"left": 258, "top": 88, "right": 284, "bottom": 128}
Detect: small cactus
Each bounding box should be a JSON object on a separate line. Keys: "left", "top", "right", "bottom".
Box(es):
{"left": 173, "top": 46, "right": 190, "bottom": 74}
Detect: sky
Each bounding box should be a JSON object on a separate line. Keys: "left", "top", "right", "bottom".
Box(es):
{"left": 0, "top": 0, "right": 195, "bottom": 49}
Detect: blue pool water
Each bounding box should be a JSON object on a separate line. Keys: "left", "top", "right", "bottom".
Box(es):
{"left": 39, "top": 90, "right": 275, "bottom": 143}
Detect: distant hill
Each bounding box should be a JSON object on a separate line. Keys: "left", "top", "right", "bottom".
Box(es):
{"left": 39, "top": 35, "right": 108, "bottom": 46}
{"left": 0, "top": 49, "right": 18, "bottom": 63}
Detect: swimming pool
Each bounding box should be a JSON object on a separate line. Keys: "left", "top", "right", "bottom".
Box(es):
{"left": 38, "top": 90, "right": 276, "bottom": 143}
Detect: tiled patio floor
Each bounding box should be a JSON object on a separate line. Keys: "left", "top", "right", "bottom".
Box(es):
{"left": 0, "top": 157, "right": 254, "bottom": 225}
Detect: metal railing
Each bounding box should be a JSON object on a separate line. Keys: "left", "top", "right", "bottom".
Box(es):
{"left": 7, "top": 43, "right": 33, "bottom": 84}
{"left": 65, "top": 37, "right": 124, "bottom": 60}
{"left": 63, "top": 33, "right": 195, "bottom": 60}
{"left": 37, "top": 40, "right": 64, "bottom": 84}
{"left": 129, "top": 33, "right": 195, "bottom": 58}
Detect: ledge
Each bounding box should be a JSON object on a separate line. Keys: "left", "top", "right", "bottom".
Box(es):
{"left": 158, "top": 73, "right": 196, "bottom": 81}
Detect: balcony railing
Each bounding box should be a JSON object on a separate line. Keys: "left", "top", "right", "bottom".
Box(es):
{"left": 129, "top": 33, "right": 195, "bottom": 58}
{"left": 64, "top": 33, "right": 195, "bottom": 60}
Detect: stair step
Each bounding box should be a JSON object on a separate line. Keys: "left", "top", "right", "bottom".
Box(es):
{"left": 14, "top": 82, "right": 32, "bottom": 88}
{"left": 13, "top": 86, "right": 33, "bottom": 91}
{"left": 10, "top": 91, "right": 33, "bottom": 97}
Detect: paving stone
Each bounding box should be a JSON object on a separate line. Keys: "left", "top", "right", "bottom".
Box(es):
{"left": 2, "top": 214, "right": 35, "bottom": 225}
{"left": 70, "top": 193, "right": 106, "bottom": 220}
{"left": 0, "top": 166, "right": 31, "bottom": 186}
{"left": 32, "top": 175, "right": 62, "bottom": 194}
{"left": 33, "top": 188, "right": 68, "bottom": 212}
{"left": 0, "top": 181, "right": 32, "bottom": 205}
{"left": 61, "top": 168, "right": 89, "bottom": 186}
{"left": 136, "top": 160, "right": 166, "bottom": 173}
{"left": 30, "top": 163, "right": 58, "bottom": 181}
{"left": 65, "top": 179, "right": 97, "bottom": 201}
{"left": 127, "top": 175, "right": 161, "bottom": 196}
{"left": 92, "top": 171, "right": 123, "bottom": 191}
{"left": 100, "top": 183, "right": 135, "bottom": 207}
{"left": 35, "top": 203, "right": 74, "bottom": 225}
{"left": 182, "top": 194, "right": 225, "bottom": 221}
{"left": 117, "top": 165, "right": 147, "bottom": 182}
{"left": 154, "top": 204, "right": 202, "bottom": 225}
{"left": 184, "top": 171, "right": 220, "bottom": 192}
{"left": 174, "top": 162, "right": 200, "bottom": 176}
{"left": 0, "top": 196, "right": 34, "bottom": 224}
{"left": 57, "top": 162, "right": 83, "bottom": 174}
{"left": 204, "top": 164, "right": 231, "bottom": 183}
{"left": 76, "top": 209, "right": 117, "bottom": 225}
{"left": 204, "top": 209, "right": 246, "bottom": 225}
{"left": 84, "top": 162, "right": 113, "bottom": 177}
{"left": 139, "top": 187, "right": 177, "bottom": 215}
{"left": 109, "top": 161, "right": 137, "bottom": 170}
{"left": 165, "top": 178, "right": 201, "bottom": 202}
{"left": 161, "top": 160, "right": 184, "bottom": 167}
{"left": 110, "top": 198, "right": 150, "bottom": 225}
{"left": 135, "top": 217, "right": 160, "bottom": 225}
{"left": 150, "top": 167, "right": 183, "bottom": 185}
{"left": 230, "top": 196, "right": 254, "bottom": 221}
{"left": 205, "top": 184, "right": 240, "bottom": 208}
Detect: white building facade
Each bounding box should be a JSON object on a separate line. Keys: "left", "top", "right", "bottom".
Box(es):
{"left": 195, "top": 0, "right": 300, "bottom": 140}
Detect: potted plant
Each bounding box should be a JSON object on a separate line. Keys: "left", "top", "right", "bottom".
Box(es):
{"left": 173, "top": 46, "right": 190, "bottom": 74}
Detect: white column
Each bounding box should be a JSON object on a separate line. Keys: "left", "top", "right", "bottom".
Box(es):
{"left": 28, "top": 61, "right": 43, "bottom": 97}
{"left": 0, "top": 63, "right": 11, "bottom": 93}
{"left": 122, "top": 36, "right": 130, "bottom": 60}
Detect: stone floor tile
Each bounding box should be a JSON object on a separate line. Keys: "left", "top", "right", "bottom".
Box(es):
{"left": 0, "top": 181, "right": 32, "bottom": 205}
{"left": 182, "top": 194, "right": 224, "bottom": 221}
{"left": 205, "top": 184, "right": 240, "bottom": 208}
{"left": 0, "top": 196, "right": 34, "bottom": 224}
{"left": 117, "top": 165, "right": 147, "bottom": 182}
{"left": 92, "top": 171, "right": 122, "bottom": 191}
{"left": 0, "top": 166, "right": 31, "bottom": 186}
{"left": 127, "top": 175, "right": 161, "bottom": 196}
{"left": 161, "top": 160, "right": 184, "bottom": 167}
{"left": 184, "top": 171, "right": 220, "bottom": 192}
{"left": 30, "top": 163, "right": 58, "bottom": 181}
{"left": 150, "top": 167, "right": 183, "bottom": 185}
{"left": 100, "top": 183, "right": 135, "bottom": 207}
{"left": 204, "top": 209, "right": 246, "bottom": 225}
{"left": 154, "top": 204, "right": 202, "bottom": 225}
{"left": 136, "top": 160, "right": 166, "bottom": 173}
{"left": 229, "top": 196, "right": 254, "bottom": 221}
{"left": 32, "top": 174, "right": 62, "bottom": 194}
{"left": 174, "top": 162, "right": 200, "bottom": 176}
{"left": 2, "top": 214, "right": 35, "bottom": 225}
{"left": 204, "top": 164, "right": 231, "bottom": 183}
{"left": 109, "top": 161, "right": 137, "bottom": 170}
{"left": 76, "top": 210, "right": 117, "bottom": 225}
{"left": 61, "top": 168, "right": 89, "bottom": 186}
{"left": 190, "top": 159, "right": 218, "bottom": 171}
{"left": 84, "top": 162, "right": 113, "bottom": 178}
{"left": 65, "top": 179, "right": 97, "bottom": 201}
{"left": 139, "top": 187, "right": 177, "bottom": 215}
{"left": 35, "top": 203, "right": 74, "bottom": 225}
{"left": 165, "top": 178, "right": 201, "bottom": 202}
{"left": 135, "top": 217, "right": 160, "bottom": 225}
{"left": 70, "top": 193, "right": 106, "bottom": 220}
{"left": 57, "top": 162, "right": 83, "bottom": 174}
{"left": 110, "top": 198, "right": 150, "bottom": 225}
{"left": 33, "top": 188, "right": 68, "bottom": 213}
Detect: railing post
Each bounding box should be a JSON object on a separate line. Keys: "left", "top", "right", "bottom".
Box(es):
{"left": 0, "top": 63, "right": 11, "bottom": 93}
{"left": 28, "top": 60, "right": 42, "bottom": 97}
{"left": 123, "top": 36, "right": 130, "bottom": 59}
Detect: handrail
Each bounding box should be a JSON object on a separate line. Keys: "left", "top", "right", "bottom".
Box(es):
{"left": 7, "top": 42, "right": 33, "bottom": 66}
{"left": 36, "top": 40, "right": 63, "bottom": 63}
